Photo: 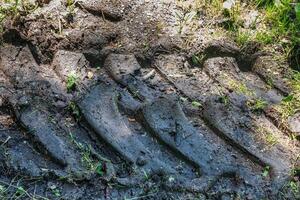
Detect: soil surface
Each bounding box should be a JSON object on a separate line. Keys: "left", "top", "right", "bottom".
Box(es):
{"left": 0, "top": 0, "right": 299, "bottom": 199}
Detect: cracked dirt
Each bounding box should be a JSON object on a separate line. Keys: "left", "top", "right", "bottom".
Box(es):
{"left": 0, "top": 0, "right": 299, "bottom": 199}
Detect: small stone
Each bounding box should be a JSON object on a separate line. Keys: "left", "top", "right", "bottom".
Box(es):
{"left": 47, "top": 182, "right": 57, "bottom": 190}
{"left": 87, "top": 71, "right": 94, "bottom": 79}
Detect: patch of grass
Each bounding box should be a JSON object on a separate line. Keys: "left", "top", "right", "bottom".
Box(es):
{"left": 190, "top": 53, "right": 205, "bottom": 67}
{"left": 235, "top": 29, "right": 251, "bottom": 47}
{"left": 0, "top": 184, "right": 6, "bottom": 198}
{"left": 69, "top": 133, "right": 104, "bottom": 175}
{"left": 258, "top": 127, "right": 278, "bottom": 146}
{"left": 264, "top": 0, "right": 298, "bottom": 37}
{"left": 66, "top": 71, "right": 78, "bottom": 92}
{"left": 95, "top": 162, "right": 104, "bottom": 176}
{"left": 205, "top": 0, "right": 223, "bottom": 16}
{"left": 222, "top": 1, "right": 242, "bottom": 31}
{"left": 49, "top": 184, "right": 61, "bottom": 198}
{"left": 247, "top": 98, "right": 268, "bottom": 112}
{"left": 228, "top": 79, "right": 254, "bottom": 96}
{"left": 265, "top": 131, "right": 278, "bottom": 146}
{"left": 260, "top": 0, "right": 300, "bottom": 68}
{"left": 255, "top": 0, "right": 274, "bottom": 8}
{"left": 52, "top": 188, "right": 61, "bottom": 198}
{"left": 254, "top": 31, "right": 275, "bottom": 45}
{"left": 201, "top": 0, "right": 242, "bottom": 31}
{"left": 0, "top": 0, "right": 20, "bottom": 28}
{"left": 289, "top": 180, "right": 299, "bottom": 195}
{"left": 66, "top": 0, "right": 74, "bottom": 7}
{"left": 265, "top": 77, "right": 274, "bottom": 89}
{"left": 0, "top": 0, "right": 38, "bottom": 31}
{"left": 275, "top": 71, "right": 300, "bottom": 120}
{"left": 12, "top": 186, "right": 26, "bottom": 199}
{"left": 276, "top": 94, "right": 299, "bottom": 120}
{"left": 0, "top": 180, "right": 49, "bottom": 200}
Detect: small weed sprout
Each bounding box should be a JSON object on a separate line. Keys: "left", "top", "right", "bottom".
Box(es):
{"left": 142, "top": 169, "right": 149, "bottom": 180}
{"left": 192, "top": 101, "right": 202, "bottom": 108}
{"left": 66, "top": 0, "right": 74, "bottom": 7}
{"left": 191, "top": 54, "right": 201, "bottom": 66}
{"left": 14, "top": 186, "right": 26, "bottom": 199}
{"left": 258, "top": 127, "right": 278, "bottom": 147}
{"left": 262, "top": 165, "right": 270, "bottom": 177}
{"left": 68, "top": 101, "right": 81, "bottom": 121}
{"left": 66, "top": 71, "right": 78, "bottom": 92}
{"left": 95, "top": 162, "right": 104, "bottom": 176}
{"left": 220, "top": 95, "right": 229, "bottom": 106}
{"left": 53, "top": 189, "right": 61, "bottom": 198}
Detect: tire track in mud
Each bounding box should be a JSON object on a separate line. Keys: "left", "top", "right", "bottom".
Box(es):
{"left": 0, "top": 0, "right": 299, "bottom": 199}
{"left": 0, "top": 40, "right": 267, "bottom": 198}
{"left": 100, "top": 53, "right": 273, "bottom": 196}
{"left": 0, "top": 38, "right": 295, "bottom": 199}
{"left": 150, "top": 52, "right": 299, "bottom": 194}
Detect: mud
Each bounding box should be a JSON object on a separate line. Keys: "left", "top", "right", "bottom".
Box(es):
{"left": 0, "top": 0, "right": 299, "bottom": 199}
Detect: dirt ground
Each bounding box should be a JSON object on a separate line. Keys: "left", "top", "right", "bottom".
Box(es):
{"left": 0, "top": 0, "right": 299, "bottom": 199}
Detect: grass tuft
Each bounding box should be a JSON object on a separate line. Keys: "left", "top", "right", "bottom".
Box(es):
{"left": 275, "top": 71, "right": 300, "bottom": 120}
